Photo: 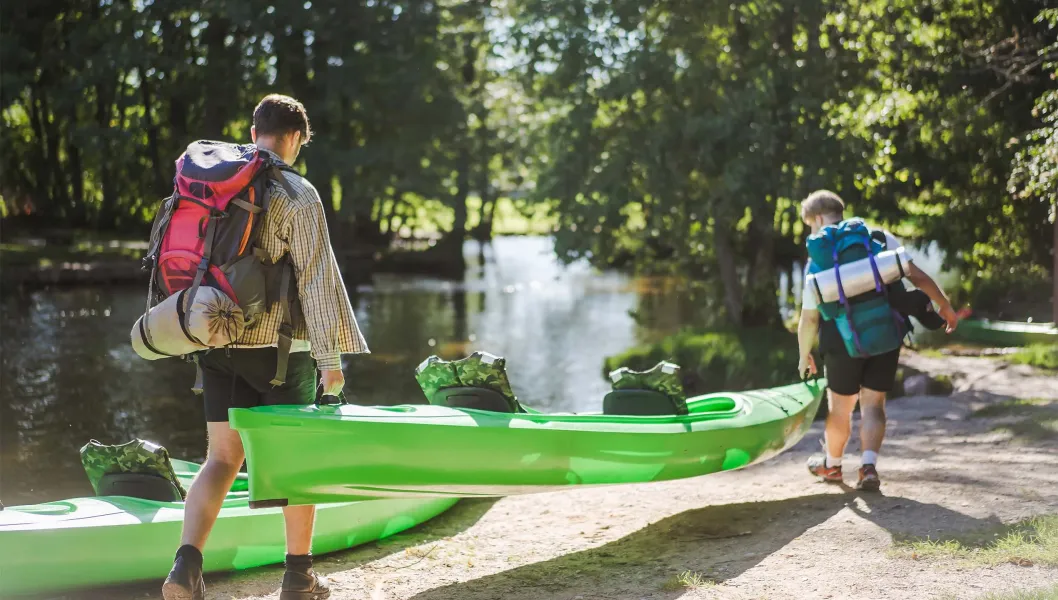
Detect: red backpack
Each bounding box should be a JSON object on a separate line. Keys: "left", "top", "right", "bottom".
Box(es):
{"left": 142, "top": 141, "right": 302, "bottom": 387}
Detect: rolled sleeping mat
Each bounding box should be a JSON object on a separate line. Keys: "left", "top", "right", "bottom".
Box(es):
{"left": 806, "top": 247, "right": 912, "bottom": 305}
{"left": 131, "top": 287, "right": 247, "bottom": 360}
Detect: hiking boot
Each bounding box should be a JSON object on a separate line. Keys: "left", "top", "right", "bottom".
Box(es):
{"left": 161, "top": 553, "right": 205, "bottom": 600}
{"left": 806, "top": 454, "right": 843, "bottom": 483}
{"left": 280, "top": 569, "right": 332, "bottom": 600}
{"left": 857, "top": 464, "right": 881, "bottom": 492}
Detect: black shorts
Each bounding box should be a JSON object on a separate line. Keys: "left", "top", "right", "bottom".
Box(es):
{"left": 199, "top": 348, "right": 317, "bottom": 423}
{"left": 823, "top": 346, "right": 901, "bottom": 396}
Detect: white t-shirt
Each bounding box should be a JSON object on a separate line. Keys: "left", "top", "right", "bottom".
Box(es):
{"left": 802, "top": 230, "right": 901, "bottom": 311}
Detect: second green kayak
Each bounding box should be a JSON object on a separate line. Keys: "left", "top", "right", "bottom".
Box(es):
{"left": 0, "top": 458, "right": 457, "bottom": 597}
{"left": 230, "top": 380, "right": 825, "bottom": 507}
{"left": 952, "top": 319, "right": 1058, "bottom": 347}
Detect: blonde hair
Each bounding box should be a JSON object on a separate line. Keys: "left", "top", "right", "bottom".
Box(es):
{"left": 800, "top": 190, "right": 846, "bottom": 221}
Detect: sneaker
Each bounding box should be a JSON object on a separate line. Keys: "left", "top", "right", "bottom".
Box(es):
{"left": 280, "top": 569, "right": 332, "bottom": 600}
{"left": 806, "top": 454, "right": 843, "bottom": 483}
{"left": 857, "top": 464, "right": 881, "bottom": 492}
{"left": 161, "top": 555, "right": 205, "bottom": 600}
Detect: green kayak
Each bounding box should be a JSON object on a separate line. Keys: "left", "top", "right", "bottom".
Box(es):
{"left": 953, "top": 319, "right": 1058, "bottom": 347}
{"left": 0, "top": 458, "right": 457, "bottom": 597}
{"left": 230, "top": 379, "right": 825, "bottom": 507}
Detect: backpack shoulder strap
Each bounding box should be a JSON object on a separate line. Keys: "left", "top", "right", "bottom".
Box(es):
{"left": 869, "top": 229, "right": 887, "bottom": 248}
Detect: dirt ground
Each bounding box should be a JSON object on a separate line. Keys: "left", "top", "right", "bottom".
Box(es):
{"left": 86, "top": 352, "right": 1058, "bottom": 600}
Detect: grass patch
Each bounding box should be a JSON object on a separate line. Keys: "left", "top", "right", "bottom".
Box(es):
{"left": 893, "top": 515, "right": 1058, "bottom": 568}
{"left": 603, "top": 328, "right": 798, "bottom": 395}
{"left": 972, "top": 398, "right": 1056, "bottom": 419}
{"left": 996, "top": 418, "right": 1058, "bottom": 444}
{"left": 661, "top": 570, "right": 716, "bottom": 591}
{"left": 974, "top": 583, "right": 1058, "bottom": 600}
{"left": 1011, "top": 345, "right": 1058, "bottom": 371}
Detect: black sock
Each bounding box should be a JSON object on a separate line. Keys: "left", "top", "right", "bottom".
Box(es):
{"left": 176, "top": 545, "right": 203, "bottom": 567}
{"left": 285, "top": 553, "right": 313, "bottom": 572}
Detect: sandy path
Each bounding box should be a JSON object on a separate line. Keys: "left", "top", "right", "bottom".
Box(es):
{"left": 74, "top": 352, "right": 1058, "bottom": 600}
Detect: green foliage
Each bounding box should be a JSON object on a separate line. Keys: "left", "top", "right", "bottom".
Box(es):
{"left": 0, "top": 0, "right": 536, "bottom": 249}
{"left": 603, "top": 329, "right": 799, "bottom": 396}
{"left": 1011, "top": 345, "right": 1058, "bottom": 371}
{"left": 512, "top": 0, "right": 1054, "bottom": 324}
{"left": 953, "top": 266, "right": 1053, "bottom": 322}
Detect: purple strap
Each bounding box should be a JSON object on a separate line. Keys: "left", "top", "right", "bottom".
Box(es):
{"left": 832, "top": 235, "right": 866, "bottom": 357}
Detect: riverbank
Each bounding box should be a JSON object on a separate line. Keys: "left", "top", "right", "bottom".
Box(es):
{"left": 61, "top": 351, "right": 1058, "bottom": 600}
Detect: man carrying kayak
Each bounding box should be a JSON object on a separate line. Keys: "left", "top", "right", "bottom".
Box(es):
{"left": 796, "top": 190, "right": 957, "bottom": 491}
{"left": 162, "top": 94, "right": 368, "bottom": 600}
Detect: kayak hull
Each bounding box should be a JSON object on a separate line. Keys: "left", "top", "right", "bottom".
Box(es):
{"left": 0, "top": 462, "right": 456, "bottom": 596}
{"left": 231, "top": 380, "right": 825, "bottom": 506}
{"left": 953, "top": 319, "right": 1058, "bottom": 347}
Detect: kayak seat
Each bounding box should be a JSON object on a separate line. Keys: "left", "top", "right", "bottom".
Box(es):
{"left": 432, "top": 386, "right": 518, "bottom": 413}
{"left": 603, "top": 389, "right": 683, "bottom": 416}
{"left": 96, "top": 472, "right": 184, "bottom": 502}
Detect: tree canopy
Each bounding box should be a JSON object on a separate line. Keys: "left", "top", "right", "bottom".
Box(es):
{"left": 2, "top": 0, "right": 1054, "bottom": 321}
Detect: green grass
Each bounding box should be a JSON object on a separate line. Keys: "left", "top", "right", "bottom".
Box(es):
{"left": 390, "top": 195, "right": 555, "bottom": 238}
{"left": 661, "top": 570, "right": 716, "bottom": 591}
{"left": 892, "top": 515, "right": 1058, "bottom": 568}
{"left": 974, "top": 584, "right": 1058, "bottom": 600}
{"left": 1011, "top": 345, "right": 1058, "bottom": 371}
{"left": 971, "top": 398, "right": 1056, "bottom": 419}
{"left": 604, "top": 328, "right": 799, "bottom": 396}
{"left": 0, "top": 240, "right": 146, "bottom": 269}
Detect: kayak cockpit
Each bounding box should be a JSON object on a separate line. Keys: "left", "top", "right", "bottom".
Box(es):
{"left": 81, "top": 439, "right": 188, "bottom": 502}
{"left": 96, "top": 472, "right": 183, "bottom": 502}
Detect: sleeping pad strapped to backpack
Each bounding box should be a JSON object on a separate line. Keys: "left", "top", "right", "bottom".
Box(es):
{"left": 806, "top": 218, "right": 909, "bottom": 358}
{"left": 136, "top": 141, "right": 304, "bottom": 389}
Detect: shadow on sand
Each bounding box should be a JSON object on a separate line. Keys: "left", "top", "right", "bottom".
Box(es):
{"left": 407, "top": 493, "right": 1004, "bottom": 600}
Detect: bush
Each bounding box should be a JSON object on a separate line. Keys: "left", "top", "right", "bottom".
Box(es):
{"left": 603, "top": 328, "right": 800, "bottom": 396}
{"left": 1012, "top": 345, "right": 1058, "bottom": 371}
{"left": 954, "top": 267, "right": 1052, "bottom": 323}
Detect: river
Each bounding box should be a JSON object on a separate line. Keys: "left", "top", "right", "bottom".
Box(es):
{"left": 0, "top": 236, "right": 691, "bottom": 505}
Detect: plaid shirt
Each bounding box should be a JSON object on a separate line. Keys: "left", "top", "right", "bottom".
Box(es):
{"left": 233, "top": 150, "right": 369, "bottom": 370}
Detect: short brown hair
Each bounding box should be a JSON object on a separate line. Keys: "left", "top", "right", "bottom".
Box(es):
{"left": 801, "top": 190, "right": 845, "bottom": 221}
{"left": 253, "top": 94, "right": 312, "bottom": 144}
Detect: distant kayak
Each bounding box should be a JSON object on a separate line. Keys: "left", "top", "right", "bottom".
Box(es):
{"left": 952, "top": 319, "right": 1058, "bottom": 347}
{"left": 0, "top": 458, "right": 457, "bottom": 596}
{"left": 230, "top": 380, "right": 826, "bottom": 507}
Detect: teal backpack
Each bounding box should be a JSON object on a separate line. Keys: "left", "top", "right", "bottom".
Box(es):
{"left": 806, "top": 218, "right": 907, "bottom": 358}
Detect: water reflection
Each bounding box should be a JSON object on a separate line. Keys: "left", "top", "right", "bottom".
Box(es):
{"left": 1, "top": 236, "right": 687, "bottom": 505}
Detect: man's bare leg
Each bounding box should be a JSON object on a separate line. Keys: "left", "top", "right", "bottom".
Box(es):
{"left": 163, "top": 422, "right": 244, "bottom": 600}
{"left": 825, "top": 390, "right": 859, "bottom": 461}
{"left": 856, "top": 387, "right": 886, "bottom": 491}
{"left": 283, "top": 505, "right": 316, "bottom": 555}
{"left": 808, "top": 389, "right": 859, "bottom": 482}
{"left": 180, "top": 422, "right": 245, "bottom": 549}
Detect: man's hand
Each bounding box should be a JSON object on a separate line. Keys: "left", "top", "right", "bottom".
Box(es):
{"left": 938, "top": 303, "right": 959, "bottom": 334}
{"left": 798, "top": 353, "right": 817, "bottom": 379}
{"left": 320, "top": 369, "right": 345, "bottom": 397}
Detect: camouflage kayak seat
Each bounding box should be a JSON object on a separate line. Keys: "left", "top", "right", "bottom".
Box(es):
{"left": 80, "top": 439, "right": 187, "bottom": 502}
{"left": 415, "top": 351, "right": 521, "bottom": 413}
{"left": 604, "top": 361, "right": 688, "bottom": 416}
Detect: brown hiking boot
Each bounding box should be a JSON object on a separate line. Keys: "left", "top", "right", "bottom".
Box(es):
{"left": 280, "top": 569, "right": 332, "bottom": 600}
{"left": 806, "top": 454, "right": 843, "bottom": 483}
{"left": 857, "top": 464, "right": 881, "bottom": 492}
{"left": 161, "top": 554, "right": 205, "bottom": 600}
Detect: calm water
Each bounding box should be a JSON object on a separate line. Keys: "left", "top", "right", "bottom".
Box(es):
{"left": 0, "top": 236, "right": 690, "bottom": 505}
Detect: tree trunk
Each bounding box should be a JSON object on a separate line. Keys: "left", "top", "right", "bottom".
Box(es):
{"left": 201, "top": 17, "right": 233, "bottom": 139}
{"left": 141, "top": 74, "right": 167, "bottom": 194}
{"left": 96, "top": 74, "right": 119, "bottom": 228}
{"left": 714, "top": 225, "right": 744, "bottom": 324}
